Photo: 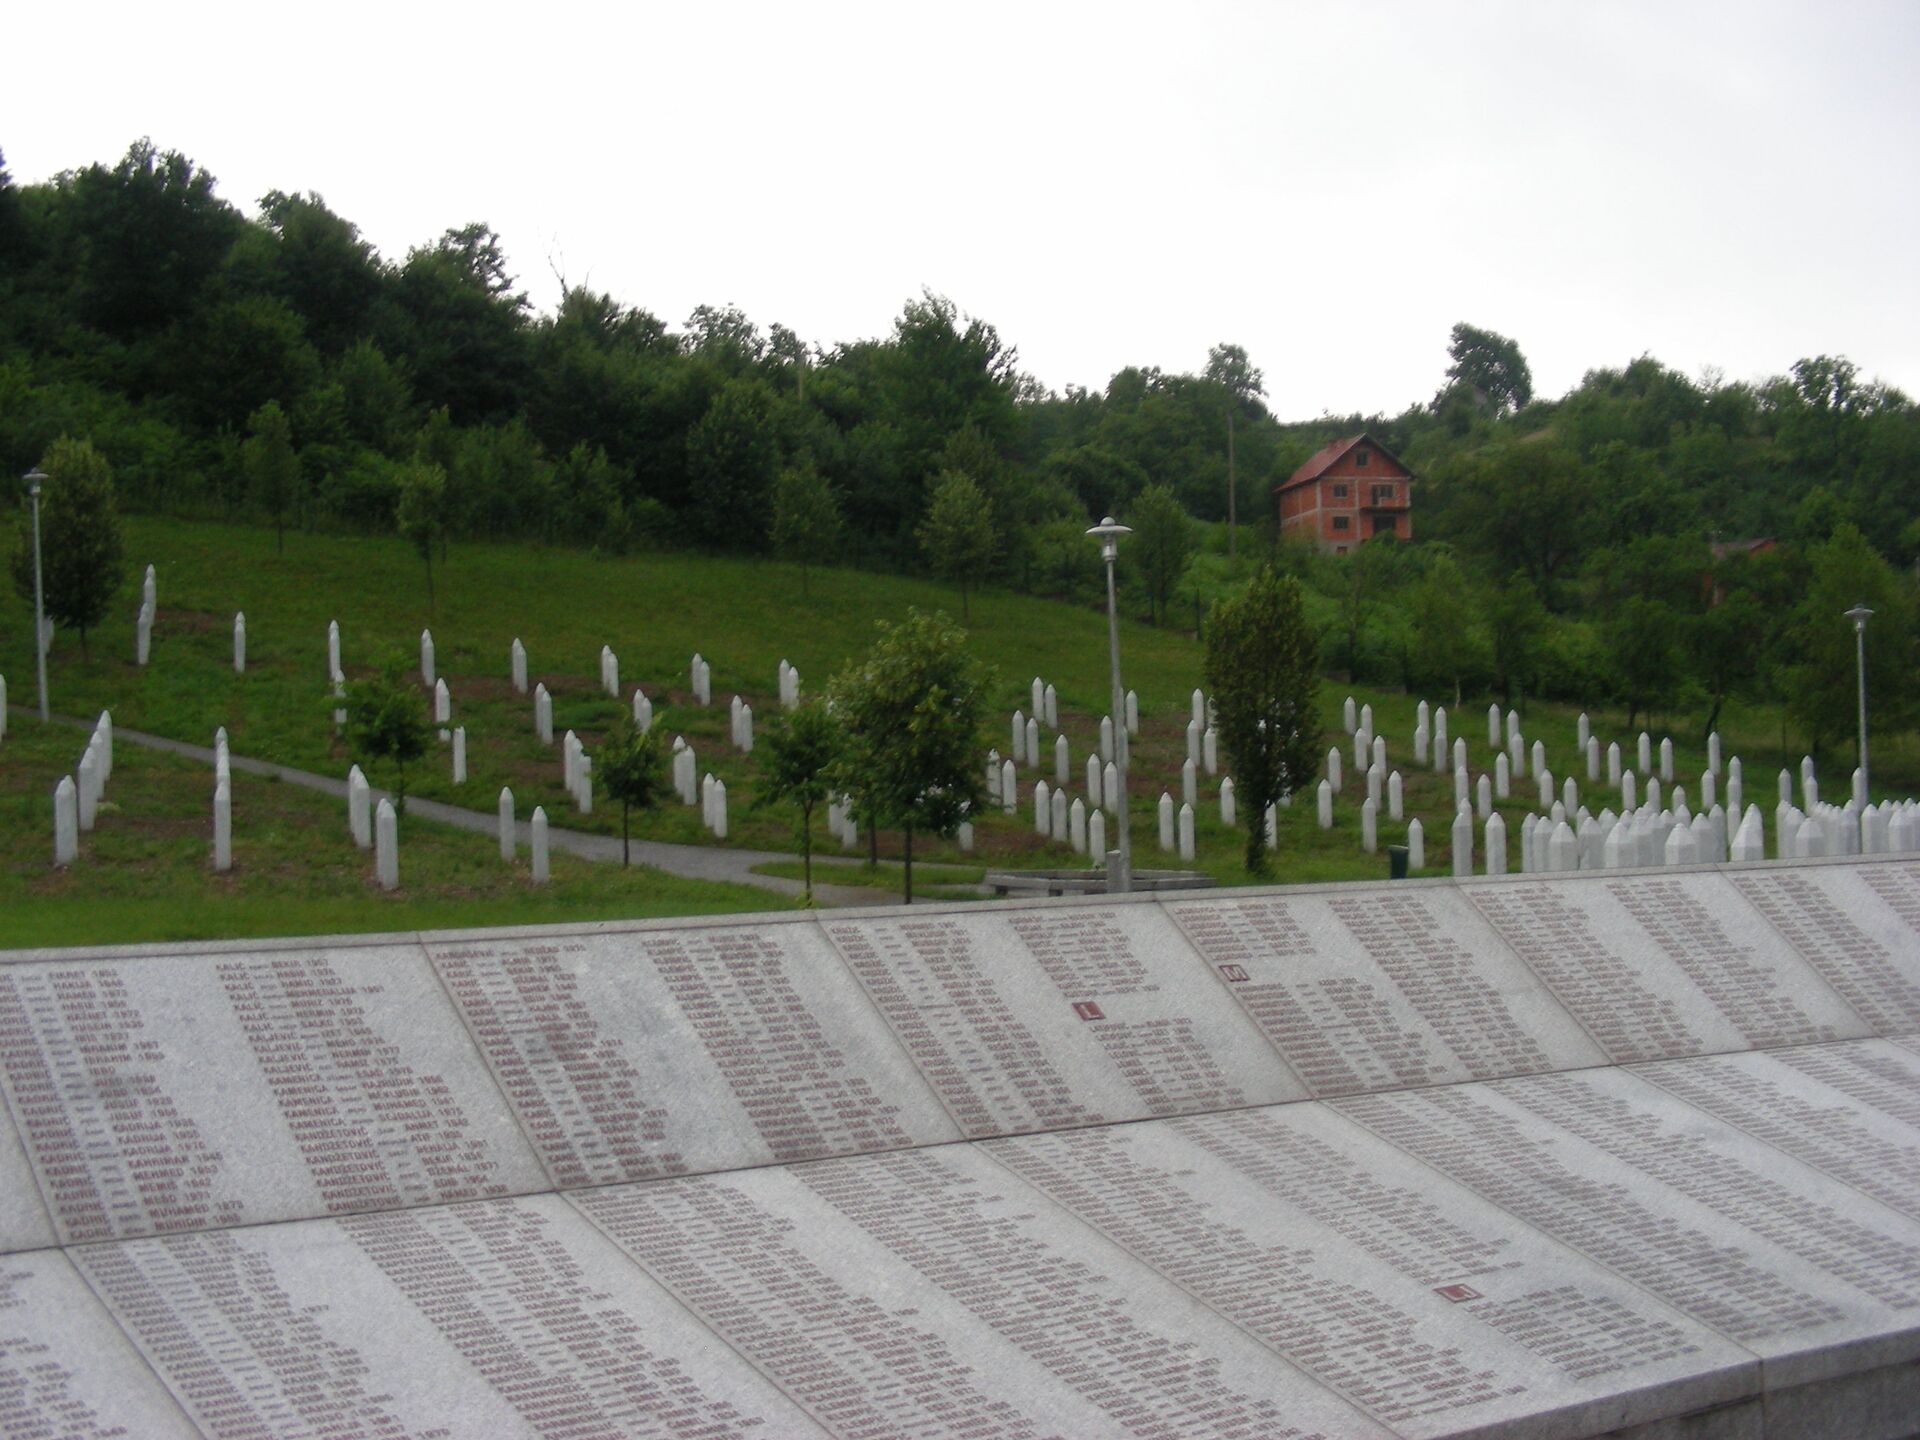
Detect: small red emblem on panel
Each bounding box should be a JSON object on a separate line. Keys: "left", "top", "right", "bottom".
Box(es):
{"left": 1218, "top": 964, "right": 1249, "bottom": 982}
{"left": 1434, "top": 1284, "right": 1481, "bottom": 1303}
{"left": 1072, "top": 1001, "right": 1106, "bottom": 1021}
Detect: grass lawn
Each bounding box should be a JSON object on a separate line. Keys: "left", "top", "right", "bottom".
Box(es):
{"left": 3, "top": 514, "right": 1914, "bottom": 946}
{"left": 0, "top": 715, "right": 790, "bottom": 951}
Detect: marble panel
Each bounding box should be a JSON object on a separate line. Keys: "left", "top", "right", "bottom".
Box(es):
{"left": 1462, "top": 870, "right": 1870, "bottom": 1062}
{"left": 0, "top": 945, "right": 546, "bottom": 1243}
{"left": 574, "top": 1145, "right": 1392, "bottom": 1438}
{"left": 819, "top": 902, "right": 1304, "bottom": 1137}
{"left": 988, "top": 1104, "right": 1757, "bottom": 1440}
{"left": 1337, "top": 1066, "right": 1920, "bottom": 1389}
{"left": 75, "top": 1195, "right": 820, "bottom": 1438}
{"left": 424, "top": 919, "right": 960, "bottom": 1186}
{"left": 1723, "top": 860, "right": 1920, "bottom": 1033}
{"left": 0, "top": 1248, "right": 198, "bottom": 1437}
{"left": 1163, "top": 883, "right": 1605, "bottom": 1096}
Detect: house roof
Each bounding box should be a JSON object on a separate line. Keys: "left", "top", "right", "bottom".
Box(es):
{"left": 1275, "top": 432, "right": 1415, "bottom": 494}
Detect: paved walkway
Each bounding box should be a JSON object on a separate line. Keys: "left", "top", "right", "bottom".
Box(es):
{"left": 30, "top": 710, "right": 902, "bottom": 908}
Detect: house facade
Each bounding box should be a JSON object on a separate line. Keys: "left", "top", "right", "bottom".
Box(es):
{"left": 1273, "top": 434, "right": 1413, "bottom": 554}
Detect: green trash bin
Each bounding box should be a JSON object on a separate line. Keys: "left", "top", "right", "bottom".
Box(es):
{"left": 1387, "top": 844, "right": 1409, "bottom": 880}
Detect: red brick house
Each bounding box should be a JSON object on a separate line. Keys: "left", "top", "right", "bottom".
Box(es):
{"left": 1273, "top": 434, "right": 1413, "bottom": 554}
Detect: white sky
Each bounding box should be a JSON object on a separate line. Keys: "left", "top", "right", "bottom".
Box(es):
{"left": 9, "top": 0, "right": 1919, "bottom": 418}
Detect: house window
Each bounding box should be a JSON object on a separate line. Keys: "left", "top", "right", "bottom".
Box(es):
{"left": 1331, "top": 484, "right": 1348, "bottom": 499}
{"left": 1332, "top": 515, "right": 1350, "bottom": 532}
{"left": 1371, "top": 484, "right": 1395, "bottom": 505}
{"left": 1355, "top": 448, "right": 1370, "bottom": 467}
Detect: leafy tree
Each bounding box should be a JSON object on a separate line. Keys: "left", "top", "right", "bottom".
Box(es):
{"left": 344, "top": 657, "right": 430, "bottom": 810}
{"left": 916, "top": 471, "right": 995, "bottom": 619}
{"left": 596, "top": 716, "right": 665, "bottom": 866}
{"left": 758, "top": 701, "right": 845, "bottom": 901}
{"left": 829, "top": 609, "right": 989, "bottom": 903}
{"left": 395, "top": 461, "right": 446, "bottom": 610}
{"left": 1440, "top": 322, "right": 1533, "bottom": 415}
{"left": 1127, "top": 484, "right": 1193, "bottom": 625}
{"left": 1692, "top": 590, "right": 1763, "bottom": 737}
{"left": 1485, "top": 572, "right": 1546, "bottom": 705}
{"left": 243, "top": 400, "right": 300, "bottom": 552}
{"left": 1784, "top": 524, "right": 1917, "bottom": 761}
{"left": 1608, "top": 596, "right": 1683, "bottom": 732}
{"left": 1203, "top": 566, "right": 1322, "bottom": 873}
{"left": 684, "top": 376, "right": 779, "bottom": 549}
{"left": 1412, "top": 549, "right": 1482, "bottom": 706}
{"left": 1204, "top": 342, "right": 1266, "bottom": 555}
{"left": 769, "top": 460, "right": 842, "bottom": 596}
{"left": 9, "top": 437, "right": 125, "bottom": 660}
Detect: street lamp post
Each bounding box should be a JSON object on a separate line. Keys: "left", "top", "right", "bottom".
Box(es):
{"left": 1846, "top": 603, "right": 1873, "bottom": 796}
{"left": 1087, "top": 516, "right": 1132, "bottom": 893}
{"left": 24, "top": 468, "right": 49, "bottom": 722}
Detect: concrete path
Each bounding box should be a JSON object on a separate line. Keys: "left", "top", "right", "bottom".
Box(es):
{"left": 31, "top": 710, "right": 903, "bottom": 908}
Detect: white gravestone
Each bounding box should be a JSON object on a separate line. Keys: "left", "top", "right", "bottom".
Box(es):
{"left": 1220, "top": 776, "right": 1236, "bottom": 826}
{"left": 511, "top": 637, "right": 528, "bottom": 693}
{"left": 1659, "top": 736, "right": 1674, "bottom": 783}
{"left": 1086, "top": 754, "right": 1103, "bottom": 809}
{"left": 1044, "top": 683, "right": 1058, "bottom": 728}
{"left": 1360, "top": 702, "right": 1374, "bottom": 735}
{"left": 1454, "top": 765, "right": 1469, "bottom": 809}
{"left": 1586, "top": 736, "right": 1600, "bottom": 781}
{"left": 1100, "top": 715, "right": 1114, "bottom": 762}
{"left": 1577, "top": 711, "right": 1590, "bottom": 749}
{"left": 1012, "top": 710, "right": 1027, "bottom": 764}
{"left": 1191, "top": 688, "right": 1206, "bottom": 727}
{"left": 1608, "top": 741, "right": 1623, "bottom": 787}
{"left": 1188, "top": 719, "right": 1202, "bottom": 766}
{"left": 1486, "top": 811, "right": 1508, "bottom": 874}
{"left": 1327, "top": 746, "right": 1343, "bottom": 790}
{"left": 1050, "top": 786, "right": 1068, "bottom": 842}
{"left": 1387, "top": 769, "right": 1403, "bottom": 820}
{"left": 1638, "top": 731, "right": 1652, "bottom": 773}
{"left": 534, "top": 684, "right": 553, "bottom": 744}
{"left": 709, "top": 776, "right": 724, "bottom": 837}
{"left": 348, "top": 765, "right": 371, "bottom": 848}
{"left": 76, "top": 749, "right": 99, "bottom": 832}
{"left": 327, "top": 619, "right": 340, "bottom": 679}
{"left": 633, "top": 689, "right": 653, "bottom": 731}
{"left": 1487, "top": 703, "right": 1501, "bottom": 748}
{"left": 738, "top": 703, "right": 753, "bottom": 754}
{"left": 136, "top": 603, "right": 152, "bottom": 665}
{"left": 1203, "top": 726, "right": 1218, "bottom": 776}
{"left": 1001, "top": 760, "right": 1016, "bottom": 814}
{"left": 232, "top": 612, "right": 246, "bottom": 673}
{"left": 498, "top": 787, "right": 515, "bottom": 860}
{"left": 1182, "top": 757, "right": 1198, "bottom": 809}
{"left": 1125, "top": 689, "right": 1138, "bottom": 735}
{"left": 53, "top": 776, "right": 78, "bottom": 865}
{"left": 1707, "top": 730, "right": 1721, "bottom": 774}
{"left": 1034, "top": 780, "right": 1051, "bottom": 836}
{"left": 1538, "top": 767, "right": 1554, "bottom": 809}
{"left": 452, "top": 726, "right": 466, "bottom": 784}
{"left": 1069, "top": 797, "right": 1087, "bottom": 855}
{"left": 434, "top": 678, "right": 450, "bottom": 738}
{"left": 213, "top": 778, "right": 232, "bottom": 872}
{"left": 1495, "top": 751, "right": 1510, "bottom": 799}
{"left": 1360, "top": 796, "right": 1377, "bottom": 853}
{"left": 332, "top": 670, "right": 346, "bottom": 731}
{"left": 1026, "top": 717, "right": 1039, "bottom": 766}
{"left": 1343, "top": 696, "right": 1357, "bottom": 733}
{"left": 1413, "top": 723, "right": 1429, "bottom": 765}
{"left": 1032, "top": 676, "right": 1045, "bottom": 716}
{"left": 420, "top": 629, "right": 435, "bottom": 687}
{"left": 1407, "top": 816, "right": 1424, "bottom": 868}
{"left": 1056, "top": 734, "right": 1070, "bottom": 784}
{"left": 1451, "top": 806, "right": 1473, "bottom": 876}
{"left": 1476, "top": 773, "right": 1492, "bottom": 820}
{"left": 1453, "top": 736, "right": 1466, "bottom": 774}
{"left": 375, "top": 797, "right": 399, "bottom": 890}
{"left": 1159, "top": 792, "right": 1175, "bottom": 850}
{"left": 1317, "top": 778, "right": 1333, "bottom": 829}
{"left": 1178, "top": 802, "right": 1196, "bottom": 861}
{"left": 531, "top": 806, "right": 549, "bottom": 882}
{"left": 1085, "top": 810, "right": 1102, "bottom": 858}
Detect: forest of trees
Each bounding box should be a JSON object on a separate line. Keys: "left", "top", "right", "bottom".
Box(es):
{"left": 4, "top": 139, "right": 1918, "bottom": 752}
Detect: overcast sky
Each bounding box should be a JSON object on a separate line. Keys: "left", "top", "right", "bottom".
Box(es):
{"left": 10, "top": 0, "right": 1919, "bottom": 418}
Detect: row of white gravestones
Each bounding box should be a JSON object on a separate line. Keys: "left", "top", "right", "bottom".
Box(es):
{"left": 1151, "top": 793, "right": 1199, "bottom": 861}
{"left": 690, "top": 654, "right": 712, "bottom": 705}
{"left": 701, "top": 773, "right": 728, "bottom": 837}
{"left": 1009, "top": 711, "right": 1042, "bottom": 766}
{"left": 599, "top": 646, "right": 620, "bottom": 697}
{"left": 671, "top": 738, "right": 698, "bottom": 805}
{"left": 729, "top": 696, "right": 755, "bottom": 752}
{"left": 1029, "top": 678, "right": 1059, "bottom": 729}
{"left": 494, "top": 787, "right": 551, "bottom": 882}
{"left": 778, "top": 660, "right": 801, "bottom": 710}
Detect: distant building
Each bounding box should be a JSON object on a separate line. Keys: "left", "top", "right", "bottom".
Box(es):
{"left": 1704, "top": 537, "right": 1776, "bottom": 605}
{"left": 1273, "top": 434, "right": 1413, "bottom": 554}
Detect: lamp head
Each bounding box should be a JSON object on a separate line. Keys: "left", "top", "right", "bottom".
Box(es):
{"left": 23, "top": 467, "right": 47, "bottom": 500}
{"left": 1086, "top": 515, "right": 1132, "bottom": 563}
{"left": 1845, "top": 604, "right": 1874, "bottom": 632}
